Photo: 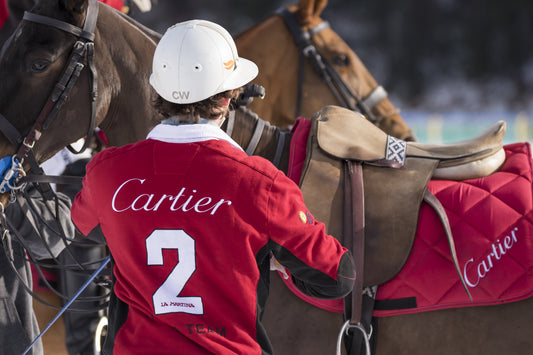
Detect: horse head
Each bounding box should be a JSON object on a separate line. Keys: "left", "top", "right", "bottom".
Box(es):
{"left": 0, "top": 0, "right": 160, "bottom": 205}
{"left": 236, "top": 0, "right": 415, "bottom": 141}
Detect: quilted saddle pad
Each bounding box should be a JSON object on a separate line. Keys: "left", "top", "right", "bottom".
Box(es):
{"left": 374, "top": 142, "right": 533, "bottom": 316}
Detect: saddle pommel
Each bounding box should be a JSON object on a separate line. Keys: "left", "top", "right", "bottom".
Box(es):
{"left": 314, "top": 106, "right": 403, "bottom": 163}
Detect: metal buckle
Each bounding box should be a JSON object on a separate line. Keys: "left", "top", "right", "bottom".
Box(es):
{"left": 0, "top": 156, "right": 26, "bottom": 193}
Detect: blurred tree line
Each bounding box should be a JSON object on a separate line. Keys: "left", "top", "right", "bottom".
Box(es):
{"left": 136, "top": 0, "right": 533, "bottom": 111}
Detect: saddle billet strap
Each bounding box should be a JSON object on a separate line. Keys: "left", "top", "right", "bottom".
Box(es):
{"left": 343, "top": 160, "right": 365, "bottom": 325}
{"left": 423, "top": 190, "right": 473, "bottom": 301}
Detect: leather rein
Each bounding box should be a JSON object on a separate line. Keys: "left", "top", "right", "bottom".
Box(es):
{"left": 277, "top": 8, "right": 388, "bottom": 126}
{"left": 0, "top": 0, "right": 100, "bottom": 198}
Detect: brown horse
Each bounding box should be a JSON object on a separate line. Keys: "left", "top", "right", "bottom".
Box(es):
{"left": 227, "top": 106, "right": 530, "bottom": 355}
{"left": 236, "top": 0, "right": 415, "bottom": 141}
{"left": 0, "top": 0, "right": 160, "bottom": 173}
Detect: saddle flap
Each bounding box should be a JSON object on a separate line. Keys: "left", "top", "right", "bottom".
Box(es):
{"left": 314, "top": 106, "right": 406, "bottom": 165}
{"left": 299, "top": 107, "right": 440, "bottom": 286}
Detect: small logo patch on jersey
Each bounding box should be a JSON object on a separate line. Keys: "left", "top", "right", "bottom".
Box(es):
{"left": 299, "top": 210, "right": 313, "bottom": 224}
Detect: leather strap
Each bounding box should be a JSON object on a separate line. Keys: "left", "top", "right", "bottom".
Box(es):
{"left": 273, "top": 130, "right": 287, "bottom": 168}
{"left": 343, "top": 160, "right": 365, "bottom": 324}
{"left": 246, "top": 118, "right": 267, "bottom": 155}
{"left": 226, "top": 110, "right": 235, "bottom": 137}
{"left": 20, "top": 174, "right": 83, "bottom": 186}
{"left": 423, "top": 190, "right": 472, "bottom": 300}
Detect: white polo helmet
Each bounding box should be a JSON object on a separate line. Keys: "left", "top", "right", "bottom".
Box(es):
{"left": 149, "top": 19, "right": 259, "bottom": 104}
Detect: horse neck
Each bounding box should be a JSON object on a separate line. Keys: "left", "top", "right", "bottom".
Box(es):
{"left": 94, "top": 5, "right": 161, "bottom": 146}
{"left": 227, "top": 108, "right": 291, "bottom": 173}
{"left": 236, "top": 16, "right": 301, "bottom": 130}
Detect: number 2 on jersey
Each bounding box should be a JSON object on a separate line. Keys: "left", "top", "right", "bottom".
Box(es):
{"left": 146, "top": 229, "right": 204, "bottom": 315}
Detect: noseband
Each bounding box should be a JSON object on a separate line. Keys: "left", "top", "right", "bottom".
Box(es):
{"left": 278, "top": 8, "right": 388, "bottom": 125}
{"left": 0, "top": 0, "right": 99, "bottom": 195}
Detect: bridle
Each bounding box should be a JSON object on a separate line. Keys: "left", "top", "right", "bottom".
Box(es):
{"left": 278, "top": 8, "right": 388, "bottom": 126}
{"left": 0, "top": 0, "right": 100, "bottom": 196}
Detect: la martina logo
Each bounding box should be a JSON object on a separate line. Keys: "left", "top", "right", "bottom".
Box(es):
{"left": 463, "top": 227, "right": 519, "bottom": 288}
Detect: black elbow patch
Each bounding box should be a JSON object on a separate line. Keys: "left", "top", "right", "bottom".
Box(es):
{"left": 337, "top": 252, "right": 356, "bottom": 295}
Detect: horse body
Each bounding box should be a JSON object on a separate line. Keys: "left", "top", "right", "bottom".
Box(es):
{"left": 230, "top": 107, "right": 531, "bottom": 355}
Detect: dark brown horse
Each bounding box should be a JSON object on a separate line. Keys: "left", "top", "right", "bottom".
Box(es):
{"left": 1, "top": 1, "right": 526, "bottom": 355}
{"left": 0, "top": 0, "right": 160, "bottom": 179}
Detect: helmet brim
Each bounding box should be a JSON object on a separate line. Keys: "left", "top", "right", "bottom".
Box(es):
{"left": 217, "top": 57, "right": 259, "bottom": 93}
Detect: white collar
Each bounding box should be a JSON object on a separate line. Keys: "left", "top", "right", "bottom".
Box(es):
{"left": 146, "top": 121, "right": 244, "bottom": 151}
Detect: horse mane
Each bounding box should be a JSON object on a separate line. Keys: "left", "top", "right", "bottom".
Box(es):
{"left": 113, "top": 7, "right": 161, "bottom": 44}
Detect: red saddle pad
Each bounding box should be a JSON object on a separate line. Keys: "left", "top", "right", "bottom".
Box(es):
{"left": 374, "top": 142, "right": 533, "bottom": 316}
{"left": 285, "top": 120, "right": 533, "bottom": 315}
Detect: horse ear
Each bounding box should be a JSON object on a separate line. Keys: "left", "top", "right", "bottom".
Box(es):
{"left": 296, "top": 0, "right": 328, "bottom": 25}
{"left": 59, "top": 0, "right": 88, "bottom": 14}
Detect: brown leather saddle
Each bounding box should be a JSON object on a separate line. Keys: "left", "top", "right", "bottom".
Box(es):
{"left": 299, "top": 106, "right": 506, "bottom": 335}
{"left": 299, "top": 105, "right": 506, "bottom": 289}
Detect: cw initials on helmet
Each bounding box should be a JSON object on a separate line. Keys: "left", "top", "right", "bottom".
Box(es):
{"left": 149, "top": 19, "right": 258, "bottom": 104}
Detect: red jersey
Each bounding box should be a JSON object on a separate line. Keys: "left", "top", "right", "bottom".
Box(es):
{"left": 71, "top": 123, "right": 354, "bottom": 354}
{"left": 99, "top": 0, "right": 125, "bottom": 12}
{"left": 0, "top": 0, "right": 8, "bottom": 29}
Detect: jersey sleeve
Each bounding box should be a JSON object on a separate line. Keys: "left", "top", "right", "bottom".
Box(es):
{"left": 71, "top": 164, "right": 100, "bottom": 236}
{"left": 266, "top": 171, "right": 355, "bottom": 299}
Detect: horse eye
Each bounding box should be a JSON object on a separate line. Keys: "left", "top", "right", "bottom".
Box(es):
{"left": 332, "top": 54, "right": 350, "bottom": 67}
{"left": 30, "top": 59, "right": 50, "bottom": 73}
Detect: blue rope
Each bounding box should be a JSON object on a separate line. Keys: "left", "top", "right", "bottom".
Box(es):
{"left": 22, "top": 255, "right": 111, "bottom": 355}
